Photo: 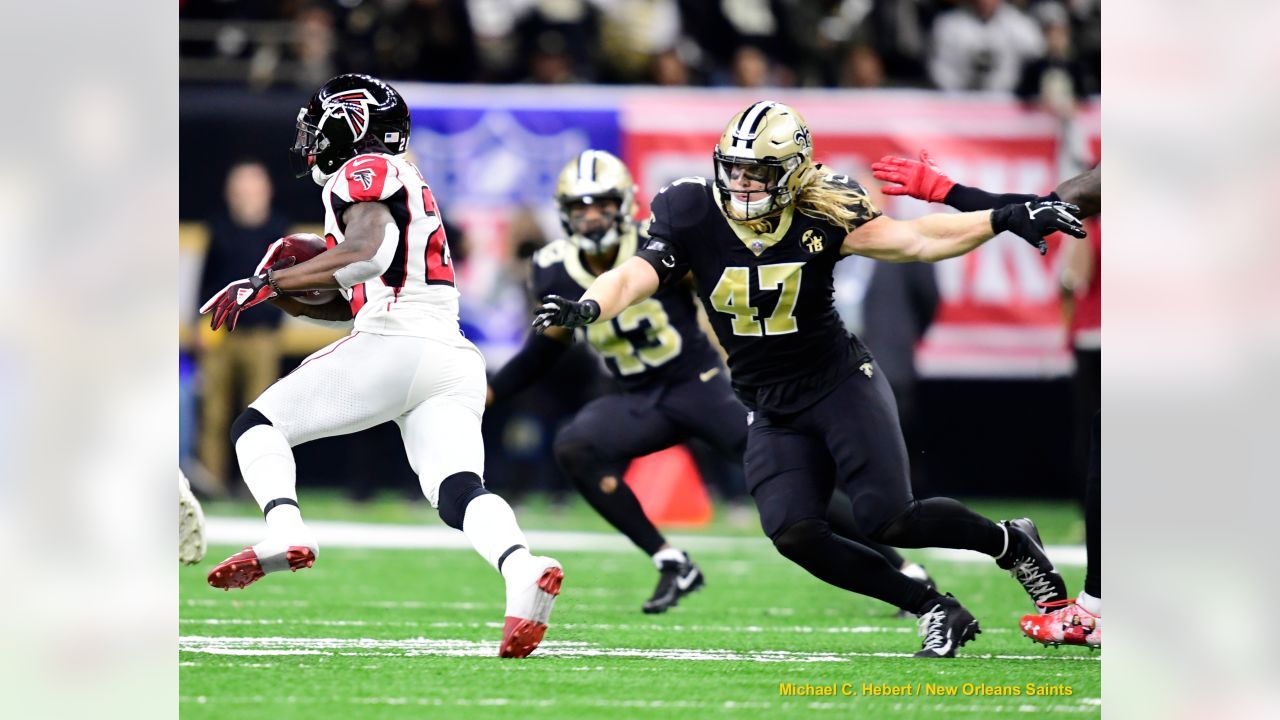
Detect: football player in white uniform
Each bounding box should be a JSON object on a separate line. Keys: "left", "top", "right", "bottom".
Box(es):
{"left": 199, "top": 74, "right": 562, "bottom": 658}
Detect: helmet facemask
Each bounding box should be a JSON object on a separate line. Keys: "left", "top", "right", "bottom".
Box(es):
{"left": 562, "top": 194, "right": 625, "bottom": 255}
{"left": 289, "top": 107, "right": 331, "bottom": 184}
{"left": 714, "top": 151, "right": 803, "bottom": 221}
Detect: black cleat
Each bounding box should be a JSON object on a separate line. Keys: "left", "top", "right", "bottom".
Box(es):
{"left": 996, "top": 518, "right": 1069, "bottom": 612}
{"left": 913, "top": 594, "right": 981, "bottom": 658}
{"left": 642, "top": 555, "right": 705, "bottom": 614}
{"left": 895, "top": 565, "right": 938, "bottom": 619}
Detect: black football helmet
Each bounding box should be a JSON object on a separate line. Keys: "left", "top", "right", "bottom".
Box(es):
{"left": 289, "top": 74, "right": 411, "bottom": 184}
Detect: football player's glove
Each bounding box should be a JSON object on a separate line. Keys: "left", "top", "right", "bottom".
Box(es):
{"left": 871, "top": 150, "right": 957, "bottom": 203}
{"left": 991, "top": 201, "right": 1086, "bottom": 255}
{"left": 532, "top": 295, "right": 600, "bottom": 333}
{"left": 200, "top": 259, "right": 294, "bottom": 332}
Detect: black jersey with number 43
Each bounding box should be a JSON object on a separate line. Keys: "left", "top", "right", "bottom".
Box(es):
{"left": 636, "top": 175, "right": 883, "bottom": 413}
{"left": 532, "top": 226, "right": 722, "bottom": 392}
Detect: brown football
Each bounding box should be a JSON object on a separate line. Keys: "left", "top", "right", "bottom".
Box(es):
{"left": 276, "top": 233, "right": 339, "bottom": 306}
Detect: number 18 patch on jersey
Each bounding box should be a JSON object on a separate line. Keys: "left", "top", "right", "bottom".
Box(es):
{"left": 322, "top": 152, "right": 461, "bottom": 340}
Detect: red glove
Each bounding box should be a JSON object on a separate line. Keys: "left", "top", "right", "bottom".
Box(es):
{"left": 870, "top": 150, "right": 957, "bottom": 203}
{"left": 201, "top": 257, "right": 299, "bottom": 332}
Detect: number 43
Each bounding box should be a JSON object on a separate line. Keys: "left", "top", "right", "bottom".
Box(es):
{"left": 709, "top": 262, "right": 804, "bottom": 336}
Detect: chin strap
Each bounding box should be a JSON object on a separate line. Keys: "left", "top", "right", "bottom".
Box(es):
{"left": 311, "top": 165, "right": 334, "bottom": 186}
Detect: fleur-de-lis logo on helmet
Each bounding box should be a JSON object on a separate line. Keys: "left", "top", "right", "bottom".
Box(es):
{"left": 713, "top": 101, "right": 816, "bottom": 221}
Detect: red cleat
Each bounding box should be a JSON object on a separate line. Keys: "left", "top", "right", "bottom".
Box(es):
{"left": 206, "top": 545, "right": 315, "bottom": 590}
{"left": 499, "top": 564, "right": 563, "bottom": 658}
{"left": 1020, "top": 598, "right": 1101, "bottom": 648}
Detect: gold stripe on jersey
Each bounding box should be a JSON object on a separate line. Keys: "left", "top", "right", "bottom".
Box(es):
{"left": 715, "top": 202, "right": 797, "bottom": 256}
{"left": 562, "top": 225, "right": 639, "bottom": 290}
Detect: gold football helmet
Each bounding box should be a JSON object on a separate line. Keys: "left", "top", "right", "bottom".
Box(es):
{"left": 713, "top": 101, "right": 815, "bottom": 221}
{"left": 555, "top": 149, "right": 636, "bottom": 255}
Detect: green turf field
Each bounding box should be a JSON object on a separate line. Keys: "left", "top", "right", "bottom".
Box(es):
{"left": 180, "top": 497, "right": 1099, "bottom": 718}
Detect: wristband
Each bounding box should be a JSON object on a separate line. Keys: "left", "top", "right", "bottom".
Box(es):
{"left": 265, "top": 269, "right": 283, "bottom": 296}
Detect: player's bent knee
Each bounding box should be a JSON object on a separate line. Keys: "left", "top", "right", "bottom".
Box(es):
{"left": 771, "top": 518, "right": 832, "bottom": 560}
{"left": 230, "top": 407, "right": 273, "bottom": 446}
{"left": 436, "top": 472, "right": 489, "bottom": 530}
{"left": 870, "top": 500, "right": 920, "bottom": 545}
{"left": 552, "top": 439, "right": 599, "bottom": 484}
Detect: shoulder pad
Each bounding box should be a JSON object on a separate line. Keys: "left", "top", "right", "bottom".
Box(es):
{"left": 650, "top": 176, "right": 712, "bottom": 231}
{"left": 820, "top": 171, "right": 868, "bottom": 194}
{"left": 329, "top": 153, "right": 402, "bottom": 203}
{"left": 532, "top": 239, "right": 572, "bottom": 269}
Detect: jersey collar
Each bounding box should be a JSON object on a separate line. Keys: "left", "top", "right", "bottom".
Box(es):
{"left": 715, "top": 202, "right": 796, "bottom": 256}
{"left": 563, "top": 225, "right": 639, "bottom": 290}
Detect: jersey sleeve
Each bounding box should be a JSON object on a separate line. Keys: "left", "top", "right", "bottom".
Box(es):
{"left": 825, "top": 172, "right": 883, "bottom": 229}
{"left": 636, "top": 180, "right": 704, "bottom": 286}
{"left": 330, "top": 154, "right": 405, "bottom": 203}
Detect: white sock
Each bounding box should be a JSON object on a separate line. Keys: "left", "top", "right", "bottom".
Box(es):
{"left": 901, "top": 562, "right": 929, "bottom": 582}
{"left": 460, "top": 493, "right": 531, "bottom": 575}
{"left": 236, "top": 424, "right": 307, "bottom": 539}
{"left": 652, "top": 547, "right": 687, "bottom": 569}
{"left": 1077, "top": 590, "right": 1102, "bottom": 616}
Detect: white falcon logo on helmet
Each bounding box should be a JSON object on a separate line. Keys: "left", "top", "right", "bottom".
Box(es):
{"left": 322, "top": 89, "right": 377, "bottom": 141}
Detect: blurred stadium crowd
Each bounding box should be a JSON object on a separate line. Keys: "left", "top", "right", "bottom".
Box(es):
{"left": 181, "top": 0, "right": 1099, "bottom": 98}
{"left": 179, "top": 0, "right": 1099, "bottom": 511}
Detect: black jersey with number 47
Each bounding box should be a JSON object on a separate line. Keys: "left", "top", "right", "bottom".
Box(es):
{"left": 532, "top": 225, "right": 722, "bottom": 392}
{"left": 636, "top": 175, "right": 883, "bottom": 413}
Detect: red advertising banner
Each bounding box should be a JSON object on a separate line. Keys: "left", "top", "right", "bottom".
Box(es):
{"left": 620, "top": 90, "right": 1100, "bottom": 378}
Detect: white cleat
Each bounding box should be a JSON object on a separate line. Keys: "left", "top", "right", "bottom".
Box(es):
{"left": 178, "top": 469, "right": 207, "bottom": 565}
{"left": 499, "top": 555, "right": 564, "bottom": 658}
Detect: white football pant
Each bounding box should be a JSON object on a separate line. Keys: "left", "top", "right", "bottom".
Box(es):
{"left": 249, "top": 331, "right": 486, "bottom": 506}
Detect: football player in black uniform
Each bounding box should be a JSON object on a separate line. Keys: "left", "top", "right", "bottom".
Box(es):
{"left": 873, "top": 152, "right": 1102, "bottom": 648}
{"left": 494, "top": 149, "right": 938, "bottom": 614}
{"left": 535, "top": 102, "right": 1086, "bottom": 658}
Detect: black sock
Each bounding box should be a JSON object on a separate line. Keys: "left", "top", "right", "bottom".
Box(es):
{"left": 827, "top": 490, "right": 906, "bottom": 568}
{"left": 1083, "top": 414, "right": 1101, "bottom": 597}
{"left": 572, "top": 470, "right": 667, "bottom": 557}
{"left": 773, "top": 519, "right": 939, "bottom": 613}
{"left": 875, "top": 497, "right": 1006, "bottom": 557}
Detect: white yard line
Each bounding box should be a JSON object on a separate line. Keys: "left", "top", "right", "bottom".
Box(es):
{"left": 179, "top": 635, "right": 1099, "bottom": 664}
{"left": 179, "top": 617, "right": 1015, "bottom": 635}
{"left": 179, "top": 692, "right": 1102, "bottom": 714}
{"left": 205, "top": 517, "right": 1086, "bottom": 566}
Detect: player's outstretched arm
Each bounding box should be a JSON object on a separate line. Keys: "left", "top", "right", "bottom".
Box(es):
{"left": 873, "top": 150, "right": 1101, "bottom": 219}
{"left": 842, "top": 202, "right": 1085, "bottom": 263}
{"left": 532, "top": 257, "right": 659, "bottom": 333}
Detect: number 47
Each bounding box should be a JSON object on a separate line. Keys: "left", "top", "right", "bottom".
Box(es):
{"left": 709, "top": 262, "right": 804, "bottom": 337}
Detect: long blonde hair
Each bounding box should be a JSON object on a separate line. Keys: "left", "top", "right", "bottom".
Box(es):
{"left": 738, "top": 167, "right": 877, "bottom": 235}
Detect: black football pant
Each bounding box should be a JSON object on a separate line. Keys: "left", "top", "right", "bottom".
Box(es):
{"left": 745, "top": 363, "right": 1006, "bottom": 612}
{"left": 554, "top": 371, "right": 747, "bottom": 556}
{"left": 554, "top": 369, "right": 908, "bottom": 569}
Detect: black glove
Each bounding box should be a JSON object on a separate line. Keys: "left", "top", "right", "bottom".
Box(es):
{"left": 532, "top": 295, "right": 600, "bottom": 333}
{"left": 991, "top": 201, "right": 1087, "bottom": 255}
